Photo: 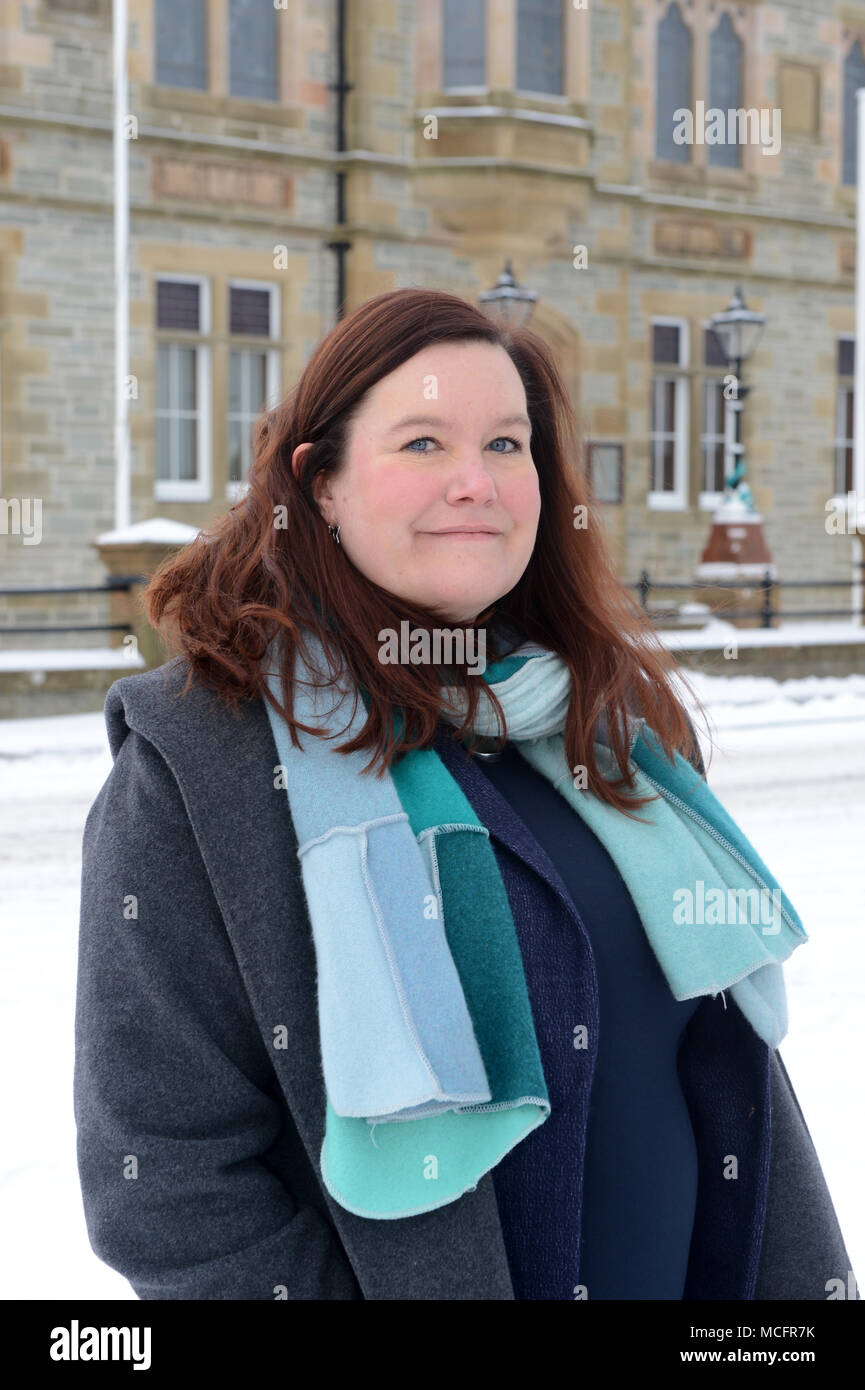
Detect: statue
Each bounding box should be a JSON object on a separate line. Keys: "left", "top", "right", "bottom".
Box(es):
{"left": 722, "top": 455, "right": 755, "bottom": 512}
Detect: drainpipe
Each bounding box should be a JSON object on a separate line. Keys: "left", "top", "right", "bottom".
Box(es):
{"left": 326, "top": 0, "right": 353, "bottom": 320}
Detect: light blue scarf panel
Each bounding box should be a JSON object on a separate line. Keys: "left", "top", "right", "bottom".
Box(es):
{"left": 263, "top": 640, "right": 491, "bottom": 1119}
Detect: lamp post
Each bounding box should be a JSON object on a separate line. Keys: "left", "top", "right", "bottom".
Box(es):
{"left": 477, "top": 260, "right": 537, "bottom": 329}
{"left": 697, "top": 285, "right": 775, "bottom": 590}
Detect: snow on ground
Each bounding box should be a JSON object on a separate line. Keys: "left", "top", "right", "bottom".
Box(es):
{"left": 0, "top": 648, "right": 145, "bottom": 672}
{"left": 682, "top": 671, "right": 865, "bottom": 1298}
{"left": 0, "top": 671, "right": 862, "bottom": 1299}
{"left": 663, "top": 617, "right": 865, "bottom": 649}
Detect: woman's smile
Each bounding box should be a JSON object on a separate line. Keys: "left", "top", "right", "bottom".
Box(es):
{"left": 419, "top": 529, "right": 503, "bottom": 539}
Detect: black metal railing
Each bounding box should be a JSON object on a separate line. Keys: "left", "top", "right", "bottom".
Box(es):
{"left": 0, "top": 576, "right": 143, "bottom": 636}
{"left": 2, "top": 572, "right": 863, "bottom": 638}
{"left": 632, "top": 567, "right": 865, "bottom": 629}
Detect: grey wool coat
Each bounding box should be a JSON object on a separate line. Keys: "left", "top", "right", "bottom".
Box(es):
{"left": 74, "top": 657, "right": 857, "bottom": 1300}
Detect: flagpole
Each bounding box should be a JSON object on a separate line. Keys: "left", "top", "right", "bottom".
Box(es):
{"left": 855, "top": 88, "right": 865, "bottom": 515}
{"left": 113, "top": 0, "right": 131, "bottom": 532}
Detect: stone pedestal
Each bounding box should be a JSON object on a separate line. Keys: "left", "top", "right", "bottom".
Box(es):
{"left": 92, "top": 518, "right": 199, "bottom": 670}
{"left": 696, "top": 494, "right": 775, "bottom": 628}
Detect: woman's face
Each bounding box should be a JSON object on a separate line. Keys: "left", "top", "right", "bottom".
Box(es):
{"left": 294, "top": 341, "right": 542, "bottom": 623}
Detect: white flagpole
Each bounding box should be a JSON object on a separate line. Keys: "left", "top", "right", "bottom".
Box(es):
{"left": 852, "top": 88, "right": 865, "bottom": 624}
{"left": 113, "top": 0, "right": 131, "bottom": 531}
{"left": 855, "top": 89, "right": 865, "bottom": 516}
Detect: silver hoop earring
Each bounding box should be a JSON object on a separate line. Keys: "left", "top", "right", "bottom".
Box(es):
{"left": 328, "top": 523, "right": 341, "bottom": 546}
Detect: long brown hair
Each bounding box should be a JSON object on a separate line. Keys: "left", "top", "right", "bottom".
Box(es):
{"left": 145, "top": 286, "right": 702, "bottom": 810}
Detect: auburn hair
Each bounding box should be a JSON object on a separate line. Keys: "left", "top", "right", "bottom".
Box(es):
{"left": 145, "top": 286, "right": 703, "bottom": 811}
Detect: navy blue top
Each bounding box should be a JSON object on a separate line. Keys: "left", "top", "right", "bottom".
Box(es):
{"left": 474, "top": 741, "right": 701, "bottom": 1299}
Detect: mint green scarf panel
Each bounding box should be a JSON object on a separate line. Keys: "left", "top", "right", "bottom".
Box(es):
{"left": 320, "top": 1094, "right": 547, "bottom": 1219}
{"left": 320, "top": 730, "right": 550, "bottom": 1219}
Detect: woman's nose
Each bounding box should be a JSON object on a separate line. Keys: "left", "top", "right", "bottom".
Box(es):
{"left": 444, "top": 458, "right": 498, "bottom": 503}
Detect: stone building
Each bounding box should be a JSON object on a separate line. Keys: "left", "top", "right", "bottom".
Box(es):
{"left": 0, "top": 0, "right": 862, "bottom": 651}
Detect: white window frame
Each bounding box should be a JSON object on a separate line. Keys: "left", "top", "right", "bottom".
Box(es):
{"left": 648, "top": 315, "right": 689, "bottom": 511}
{"left": 226, "top": 279, "right": 282, "bottom": 501}
{"left": 831, "top": 333, "right": 856, "bottom": 508}
{"left": 699, "top": 325, "right": 735, "bottom": 510}
{"left": 154, "top": 273, "right": 212, "bottom": 503}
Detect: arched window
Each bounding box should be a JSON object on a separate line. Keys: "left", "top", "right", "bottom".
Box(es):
{"left": 516, "top": 0, "right": 564, "bottom": 95}
{"left": 443, "top": 0, "right": 486, "bottom": 88}
{"left": 708, "top": 13, "right": 743, "bottom": 168}
{"left": 843, "top": 39, "right": 865, "bottom": 185}
{"left": 656, "top": 3, "right": 692, "bottom": 163}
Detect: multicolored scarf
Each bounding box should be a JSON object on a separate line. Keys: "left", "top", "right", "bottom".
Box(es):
{"left": 263, "top": 627, "right": 807, "bottom": 1220}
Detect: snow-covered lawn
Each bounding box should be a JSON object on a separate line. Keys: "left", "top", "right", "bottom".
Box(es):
{"left": 682, "top": 670, "right": 865, "bottom": 1300}
{"left": 0, "top": 672, "right": 862, "bottom": 1299}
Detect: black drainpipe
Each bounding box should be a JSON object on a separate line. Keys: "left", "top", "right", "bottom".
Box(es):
{"left": 326, "top": 0, "right": 353, "bottom": 320}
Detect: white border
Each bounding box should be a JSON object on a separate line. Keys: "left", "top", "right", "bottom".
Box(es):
{"left": 648, "top": 315, "right": 689, "bottom": 510}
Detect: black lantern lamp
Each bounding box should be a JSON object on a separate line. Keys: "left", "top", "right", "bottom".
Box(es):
{"left": 477, "top": 261, "right": 537, "bottom": 330}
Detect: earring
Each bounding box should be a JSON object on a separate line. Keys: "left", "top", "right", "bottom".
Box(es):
{"left": 328, "top": 522, "right": 341, "bottom": 546}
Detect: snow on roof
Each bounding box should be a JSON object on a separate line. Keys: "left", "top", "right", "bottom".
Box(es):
{"left": 94, "top": 518, "right": 200, "bottom": 546}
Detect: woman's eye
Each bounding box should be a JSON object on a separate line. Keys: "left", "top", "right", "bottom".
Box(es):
{"left": 403, "top": 435, "right": 523, "bottom": 454}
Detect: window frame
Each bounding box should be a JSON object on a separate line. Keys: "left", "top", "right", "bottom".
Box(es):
{"left": 648, "top": 315, "right": 689, "bottom": 511}
{"left": 227, "top": 0, "right": 280, "bottom": 104}
{"left": 153, "top": 0, "right": 208, "bottom": 93}
{"left": 514, "top": 0, "right": 566, "bottom": 99}
{"left": 706, "top": 9, "right": 744, "bottom": 171}
{"left": 842, "top": 37, "right": 865, "bottom": 188}
{"left": 833, "top": 333, "right": 856, "bottom": 504}
{"left": 698, "top": 321, "right": 734, "bottom": 510}
{"left": 225, "top": 278, "right": 282, "bottom": 501}
{"left": 436, "top": 0, "right": 582, "bottom": 101}
{"left": 154, "top": 273, "right": 212, "bottom": 503}
{"left": 653, "top": 0, "right": 751, "bottom": 173}
{"left": 441, "top": 0, "right": 487, "bottom": 92}
{"left": 586, "top": 441, "right": 623, "bottom": 505}
{"left": 654, "top": 0, "right": 693, "bottom": 165}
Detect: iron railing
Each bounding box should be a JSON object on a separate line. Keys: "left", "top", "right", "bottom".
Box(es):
{"left": 1, "top": 571, "right": 863, "bottom": 637}
{"left": 0, "top": 576, "right": 143, "bottom": 635}
{"left": 631, "top": 567, "right": 865, "bottom": 629}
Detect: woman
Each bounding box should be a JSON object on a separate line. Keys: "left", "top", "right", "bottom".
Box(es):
{"left": 75, "top": 287, "right": 855, "bottom": 1300}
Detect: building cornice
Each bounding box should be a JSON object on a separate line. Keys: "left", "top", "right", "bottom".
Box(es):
{"left": 0, "top": 105, "right": 856, "bottom": 235}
